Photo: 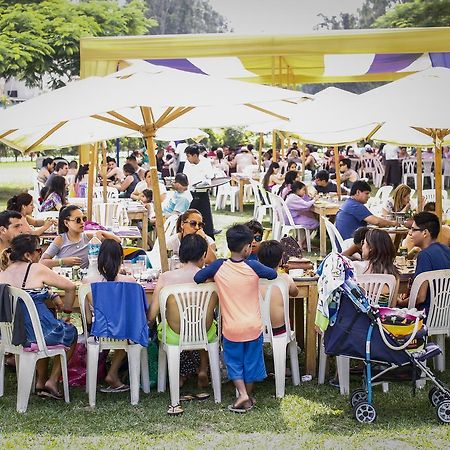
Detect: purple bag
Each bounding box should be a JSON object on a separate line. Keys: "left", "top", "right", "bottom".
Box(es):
{"left": 84, "top": 221, "right": 106, "bottom": 231}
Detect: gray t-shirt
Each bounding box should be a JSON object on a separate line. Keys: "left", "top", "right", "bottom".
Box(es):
{"left": 43, "top": 232, "right": 91, "bottom": 268}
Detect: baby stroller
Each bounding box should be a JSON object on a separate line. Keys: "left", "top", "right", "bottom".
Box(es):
{"left": 322, "top": 267, "right": 450, "bottom": 424}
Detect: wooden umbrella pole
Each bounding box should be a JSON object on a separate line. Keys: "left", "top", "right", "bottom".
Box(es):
{"left": 258, "top": 132, "right": 263, "bottom": 171}
{"left": 101, "top": 141, "right": 108, "bottom": 203}
{"left": 272, "top": 130, "right": 277, "bottom": 161}
{"left": 416, "top": 147, "right": 423, "bottom": 211}
{"left": 434, "top": 132, "right": 443, "bottom": 223}
{"left": 280, "top": 131, "right": 285, "bottom": 160}
{"left": 300, "top": 141, "right": 305, "bottom": 180}
{"left": 334, "top": 146, "right": 342, "bottom": 200}
{"left": 87, "top": 143, "right": 97, "bottom": 221}
{"left": 141, "top": 107, "right": 169, "bottom": 272}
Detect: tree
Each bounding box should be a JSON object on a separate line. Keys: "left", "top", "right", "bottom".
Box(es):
{"left": 0, "top": 0, "right": 155, "bottom": 88}
{"left": 374, "top": 0, "right": 450, "bottom": 27}
{"left": 145, "top": 0, "right": 229, "bottom": 34}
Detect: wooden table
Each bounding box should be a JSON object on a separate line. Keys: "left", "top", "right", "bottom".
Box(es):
{"left": 126, "top": 206, "right": 148, "bottom": 250}
{"left": 231, "top": 174, "right": 250, "bottom": 213}
{"left": 290, "top": 278, "right": 319, "bottom": 377}
{"left": 312, "top": 201, "right": 341, "bottom": 256}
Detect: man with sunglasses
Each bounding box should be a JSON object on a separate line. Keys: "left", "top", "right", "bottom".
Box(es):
{"left": 397, "top": 212, "right": 450, "bottom": 315}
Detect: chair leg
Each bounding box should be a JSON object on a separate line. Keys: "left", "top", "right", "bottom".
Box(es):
{"left": 336, "top": 356, "right": 350, "bottom": 396}
{"left": 127, "top": 344, "right": 142, "bottom": 405}
{"left": 288, "top": 340, "right": 300, "bottom": 386}
{"left": 157, "top": 344, "right": 167, "bottom": 393}
{"left": 140, "top": 348, "right": 150, "bottom": 394}
{"left": 59, "top": 352, "right": 70, "bottom": 404}
{"left": 16, "top": 354, "right": 36, "bottom": 413}
{"left": 434, "top": 335, "right": 446, "bottom": 372}
{"left": 207, "top": 342, "right": 222, "bottom": 404}
{"left": 305, "top": 229, "right": 311, "bottom": 253}
{"left": 0, "top": 350, "right": 4, "bottom": 397}
{"left": 87, "top": 342, "right": 100, "bottom": 408}
{"left": 272, "top": 336, "right": 287, "bottom": 398}
{"left": 318, "top": 336, "right": 327, "bottom": 385}
{"left": 166, "top": 345, "right": 181, "bottom": 407}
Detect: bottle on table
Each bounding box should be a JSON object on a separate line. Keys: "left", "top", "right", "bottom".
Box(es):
{"left": 86, "top": 235, "right": 102, "bottom": 278}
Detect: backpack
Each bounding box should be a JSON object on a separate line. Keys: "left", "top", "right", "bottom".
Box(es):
{"left": 279, "top": 235, "right": 303, "bottom": 266}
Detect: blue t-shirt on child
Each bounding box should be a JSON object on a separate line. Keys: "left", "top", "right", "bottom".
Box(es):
{"left": 414, "top": 242, "right": 450, "bottom": 317}
{"left": 335, "top": 198, "right": 372, "bottom": 240}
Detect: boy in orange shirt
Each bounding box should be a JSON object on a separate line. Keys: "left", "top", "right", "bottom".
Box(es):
{"left": 194, "top": 224, "right": 277, "bottom": 413}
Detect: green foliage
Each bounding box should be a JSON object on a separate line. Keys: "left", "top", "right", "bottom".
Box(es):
{"left": 0, "top": 0, "right": 155, "bottom": 88}
{"left": 145, "top": 0, "right": 229, "bottom": 34}
{"left": 200, "top": 128, "right": 223, "bottom": 148}
{"left": 374, "top": 0, "right": 450, "bottom": 27}
{"left": 222, "top": 127, "right": 250, "bottom": 149}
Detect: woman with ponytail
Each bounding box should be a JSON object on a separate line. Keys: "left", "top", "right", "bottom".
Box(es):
{"left": 0, "top": 234, "right": 77, "bottom": 399}
{"left": 7, "top": 193, "right": 55, "bottom": 236}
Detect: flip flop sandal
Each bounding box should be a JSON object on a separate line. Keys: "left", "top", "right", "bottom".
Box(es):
{"left": 37, "top": 387, "right": 63, "bottom": 400}
{"left": 167, "top": 404, "right": 184, "bottom": 416}
{"left": 180, "top": 394, "right": 195, "bottom": 402}
{"left": 195, "top": 392, "right": 210, "bottom": 401}
{"left": 99, "top": 384, "right": 130, "bottom": 393}
{"left": 228, "top": 403, "right": 248, "bottom": 414}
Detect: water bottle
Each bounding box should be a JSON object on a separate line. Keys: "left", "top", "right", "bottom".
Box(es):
{"left": 169, "top": 253, "right": 181, "bottom": 271}
{"left": 86, "top": 236, "right": 102, "bottom": 278}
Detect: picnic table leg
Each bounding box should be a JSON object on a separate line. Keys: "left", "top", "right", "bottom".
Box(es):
{"left": 142, "top": 219, "right": 148, "bottom": 250}
{"left": 319, "top": 215, "right": 327, "bottom": 256}
{"left": 305, "top": 283, "right": 318, "bottom": 377}
{"left": 239, "top": 179, "right": 244, "bottom": 213}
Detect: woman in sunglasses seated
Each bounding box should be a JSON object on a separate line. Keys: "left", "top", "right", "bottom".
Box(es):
{"left": 41, "top": 205, "right": 120, "bottom": 269}
{"left": 166, "top": 209, "right": 216, "bottom": 266}
{"left": 0, "top": 234, "right": 77, "bottom": 399}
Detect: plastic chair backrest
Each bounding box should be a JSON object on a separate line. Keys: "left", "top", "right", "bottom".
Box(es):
{"left": 422, "top": 189, "right": 448, "bottom": 205}
{"left": 158, "top": 282, "right": 217, "bottom": 350}
{"left": 408, "top": 269, "right": 450, "bottom": 335}
{"left": 443, "top": 158, "right": 450, "bottom": 175}
{"left": 92, "top": 202, "right": 125, "bottom": 227}
{"left": 356, "top": 274, "right": 397, "bottom": 306}
{"left": 259, "top": 278, "right": 292, "bottom": 340}
{"left": 323, "top": 216, "right": 345, "bottom": 253}
{"left": 374, "top": 185, "right": 393, "bottom": 203}
{"left": 258, "top": 183, "right": 271, "bottom": 206}
{"left": 268, "top": 193, "right": 286, "bottom": 227}
{"left": 271, "top": 184, "right": 281, "bottom": 196}
{"left": 78, "top": 284, "right": 91, "bottom": 344}
{"left": 7, "top": 287, "right": 50, "bottom": 355}
{"left": 249, "top": 179, "right": 262, "bottom": 207}
{"left": 93, "top": 186, "right": 119, "bottom": 200}
{"left": 164, "top": 214, "right": 178, "bottom": 239}
{"left": 402, "top": 158, "right": 416, "bottom": 176}
{"left": 422, "top": 160, "right": 434, "bottom": 175}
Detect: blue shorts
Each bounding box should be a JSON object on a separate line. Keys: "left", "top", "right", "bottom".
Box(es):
{"left": 222, "top": 334, "right": 266, "bottom": 383}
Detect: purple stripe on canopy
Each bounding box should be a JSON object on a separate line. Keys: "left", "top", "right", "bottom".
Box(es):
{"left": 145, "top": 58, "right": 207, "bottom": 75}
{"left": 430, "top": 52, "right": 450, "bottom": 69}
{"left": 367, "top": 53, "right": 422, "bottom": 74}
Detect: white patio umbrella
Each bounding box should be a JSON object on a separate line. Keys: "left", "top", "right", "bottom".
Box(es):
{"left": 0, "top": 62, "right": 308, "bottom": 271}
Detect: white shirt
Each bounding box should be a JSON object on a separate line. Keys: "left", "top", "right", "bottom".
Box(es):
{"left": 134, "top": 180, "right": 167, "bottom": 195}
{"left": 183, "top": 159, "right": 214, "bottom": 189}
{"left": 176, "top": 143, "right": 188, "bottom": 163}
{"left": 383, "top": 144, "right": 399, "bottom": 160}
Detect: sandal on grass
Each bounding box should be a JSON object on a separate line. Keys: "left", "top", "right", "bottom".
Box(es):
{"left": 227, "top": 402, "right": 248, "bottom": 414}
{"left": 180, "top": 394, "right": 195, "bottom": 402}
{"left": 167, "top": 404, "right": 184, "bottom": 416}
{"left": 99, "top": 384, "right": 130, "bottom": 393}
{"left": 37, "top": 387, "right": 63, "bottom": 400}
{"left": 195, "top": 392, "right": 210, "bottom": 401}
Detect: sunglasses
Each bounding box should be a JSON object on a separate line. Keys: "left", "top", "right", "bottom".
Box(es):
{"left": 34, "top": 247, "right": 43, "bottom": 254}
{"left": 253, "top": 235, "right": 263, "bottom": 242}
{"left": 66, "top": 216, "right": 88, "bottom": 224}
{"left": 184, "top": 220, "right": 204, "bottom": 228}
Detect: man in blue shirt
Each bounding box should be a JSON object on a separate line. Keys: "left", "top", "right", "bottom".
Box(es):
{"left": 399, "top": 211, "right": 450, "bottom": 316}
{"left": 335, "top": 181, "right": 397, "bottom": 240}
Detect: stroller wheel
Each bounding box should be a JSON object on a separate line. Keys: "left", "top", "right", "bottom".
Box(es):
{"left": 350, "top": 389, "right": 368, "bottom": 408}
{"left": 429, "top": 387, "right": 450, "bottom": 407}
{"left": 353, "top": 402, "right": 377, "bottom": 424}
{"left": 436, "top": 400, "right": 450, "bottom": 424}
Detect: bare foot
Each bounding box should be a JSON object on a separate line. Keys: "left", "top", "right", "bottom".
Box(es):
{"left": 233, "top": 394, "right": 250, "bottom": 409}
{"left": 44, "top": 380, "right": 62, "bottom": 398}
{"left": 105, "top": 374, "right": 124, "bottom": 389}
{"left": 197, "top": 371, "right": 209, "bottom": 389}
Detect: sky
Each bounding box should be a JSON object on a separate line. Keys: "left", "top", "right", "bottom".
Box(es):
{"left": 208, "top": 0, "right": 366, "bottom": 34}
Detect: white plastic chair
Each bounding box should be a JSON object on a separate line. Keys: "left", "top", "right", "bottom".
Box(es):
{"left": 367, "top": 185, "right": 393, "bottom": 215}
{"left": 157, "top": 282, "right": 221, "bottom": 407}
{"left": 373, "top": 158, "right": 385, "bottom": 188}
{"left": 146, "top": 215, "right": 179, "bottom": 270}
{"left": 93, "top": 186, "right": 119, "bottom": 201}
{"left": 269, "top": 192, "right": 313, "bottom": 252}
{"left": 408, "top": 269, "right": 450, "bottom": 372}
{"left": 0, "top": 287, "right": 70, "bottom": 412}
{"left": 215, "top": 183, "right": 239, "bottom": 212}
{"left": 422, "top": 160, "right": 435, "bottom": 188}
{"left": 78, "top": 284, "right": 150, "bottom": 407}
{"left": 271, "top": 184, "right": 282, "bottom": 196}
{"left": 323, "top": 217, "right": 352, "bottom": 253}
{"left": 249, "top": 179, "right": 273, "bottom": 222}
{"left": 360, "top": 157, "right": 377, "bottom": 182}
{"left": 402, "top": 158, "right": 417, "bottom": 188}
{"left": 318, "top": 274, "right": 397, "bottom": 395}
{"left": 92, "top": 202, "right": 127, "bottom": 227}
{"left": 443, "top": 158, "right": 450, "bottom": 188}
{"left": 422, "top": 189, "right": 448, "bottom": 205}
{"left": 259, "top": 278, "right": 300, "bottom": 398}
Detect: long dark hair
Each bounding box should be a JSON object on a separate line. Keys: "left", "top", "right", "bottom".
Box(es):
{"left": 44, "top": 175, "right": 67, "bottom": 205}
{"left": 289, "top": 180, "right": 306, "bottom": 196}
{"left": 364, "top": 229, "right": 399, "bottom": 277}
{"left": 176, "top": 208, "right": 202, "bottom": 233}
{"left": 98, "top": 239, "right": 123, "bottom": 281}
{"left": 75, "top": 164, "right": 89, "bottom": 184}
{"left": 8, "top": 234, "right": 40, "bottom": 263}
{"left": 262, "top": 162, "right": 280, "bottom": 191}
{"left": 58, "top": 205, "right": 81, "bottom": 234}
{"left": 7, "top": 193, "right": 33, "bottom": 213}
{"left": 280, "top": 170, "right": 298, "bottom": 196}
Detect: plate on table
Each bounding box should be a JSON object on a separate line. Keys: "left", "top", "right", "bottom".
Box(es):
{"left": 292, "top": 275, "right": 319, "bottom": 282}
